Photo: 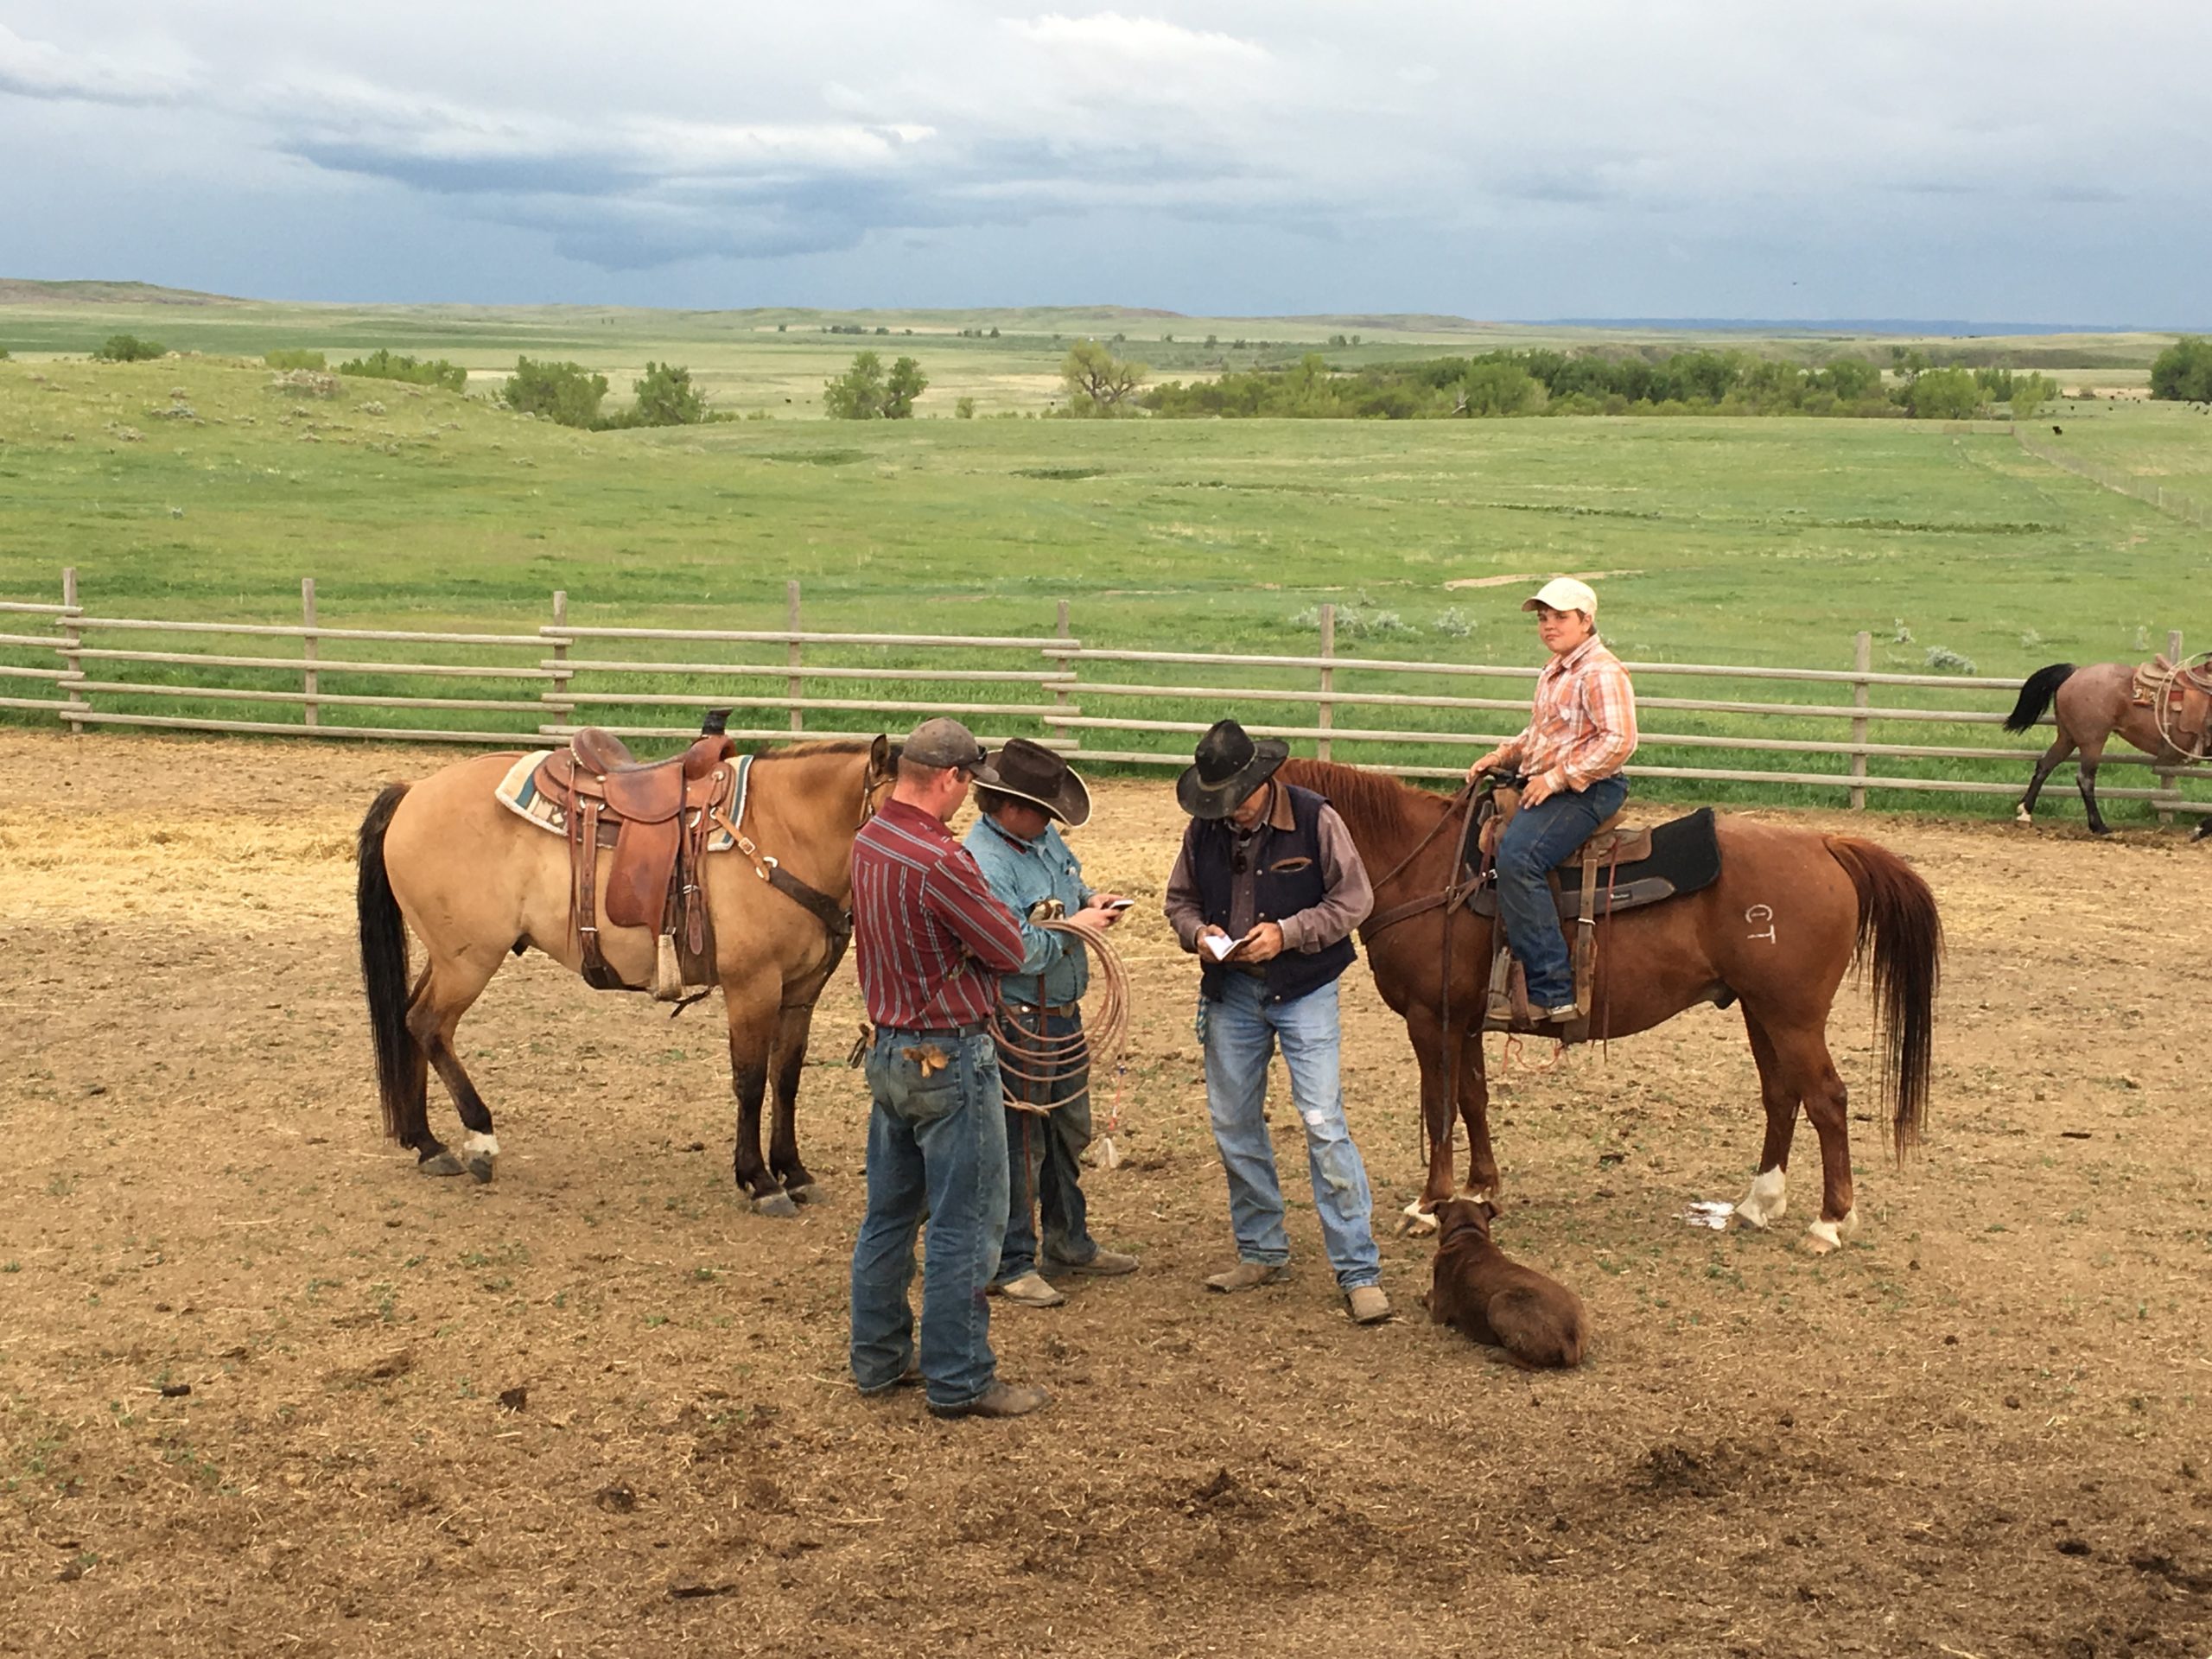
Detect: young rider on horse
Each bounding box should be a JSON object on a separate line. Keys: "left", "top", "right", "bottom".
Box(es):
{"left": 1465, "top": 577, "right": 1640, "bottom": 1022}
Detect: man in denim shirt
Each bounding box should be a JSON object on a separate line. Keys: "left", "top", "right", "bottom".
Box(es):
{"left": 963, "top": 740, "right": 1138, "bottom": 1309}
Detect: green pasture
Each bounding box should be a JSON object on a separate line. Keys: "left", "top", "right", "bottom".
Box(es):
{"left": 1, "top": 345, "right": 2207, "bottom": 819}
{"left": 0, "top": 286, "right": 2180, "bottom": 420}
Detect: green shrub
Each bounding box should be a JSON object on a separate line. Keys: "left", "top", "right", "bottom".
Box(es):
{"left": 2149, "top": 336, "right": 2212, "bottom": 402}
{"left": 499, "top": 357, "right": 607, "bottom": 428}
{"left": 265, "top": 348, "right": 327, "bottom": 371}
{"left": 629, "top": 361, "right": 708, "bottom": 427}
{"left": 1923, "top": 646, "right": 1977, "bottom": 674}
{"left": 1903, "top": 367, "right": 1981, "bottom": 420}
{"left": 340, "top": 349, "right": 468, "bottom": 391}
{"left": 955, "top": 396, "right": 976, "bottom": 419}
{"left": 93, "top": 334, "right": 165, "bottom": 362}
{"left": 823, "top": 352, "right": 927, "bottom": 419}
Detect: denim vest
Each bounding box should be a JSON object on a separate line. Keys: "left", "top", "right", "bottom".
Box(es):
{"left": 1190, "top": 784, "right": 1357, "bottom": 1006}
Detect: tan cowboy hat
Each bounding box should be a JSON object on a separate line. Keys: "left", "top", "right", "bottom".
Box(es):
{"left": 973, "top": 737, "right": 1092, "bottom": 827}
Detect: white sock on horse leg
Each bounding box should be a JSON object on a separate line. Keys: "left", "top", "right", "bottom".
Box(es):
{"left": 1735, "top": 1166, "right": 1786, "bottom": 1229}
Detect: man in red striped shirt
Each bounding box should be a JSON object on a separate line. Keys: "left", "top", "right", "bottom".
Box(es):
{"left": 848, "top": 717, "right": 1048, "bottom": 1421}
{"left": 1467, "top": 577, "right": 1639, "bottom": 1021}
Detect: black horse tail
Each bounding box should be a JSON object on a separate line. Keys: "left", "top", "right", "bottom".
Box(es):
{"left": 2003, "top": 663, "right": 2076, "bottom": 733}
{"left": 1825, "top": 838, "right": 1942, "bottom": 1160}
{"left": 357, "top": 784, "right": 420, "bottom": 1143}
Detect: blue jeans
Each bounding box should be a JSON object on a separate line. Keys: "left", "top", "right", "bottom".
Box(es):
{"left": 849, "top": 1027, "right": 1008, "bottom": 1409}
{"left": 991, "top": 1010, "right": 1098, "bottom": 1284}
{"left": 1494, "top": 773, "right": 1630, "bottom": 1007}
{"left": 1201, "top": 974, "right": 1381, "bottom": 1290}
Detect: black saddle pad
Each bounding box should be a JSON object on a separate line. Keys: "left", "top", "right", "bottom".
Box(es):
{"left": 1469, "top": 806, "right": 1721, "bottom": 920}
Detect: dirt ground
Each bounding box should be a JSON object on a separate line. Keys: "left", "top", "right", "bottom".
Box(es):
{"left": 2, "top": 729, "right": 2209, "bottom": 1659}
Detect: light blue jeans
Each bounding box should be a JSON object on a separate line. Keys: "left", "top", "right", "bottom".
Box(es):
{"left": 1201, "top": 974, "right": 1381, "bottom": 1290}
{"left": 1495, "top": 774, "right": 1630, "bottom": 1007}
{"left": 849, "top": 1028, "right": 1008, "bottom": 1410}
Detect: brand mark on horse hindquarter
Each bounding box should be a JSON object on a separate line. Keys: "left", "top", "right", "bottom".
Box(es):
{"left": 1745, "top": 903, "right": 1778, "bottom": 944}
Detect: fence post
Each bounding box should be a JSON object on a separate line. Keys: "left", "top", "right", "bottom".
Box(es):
{"left": 59, "top": 566, "right": 83, "bottom": 735}
{"left": 548, "top": 589, "right": 569, "bottom": 735}
{"left": 302, "top": 577, "right": 320, "bottom": 728}
{"left": 2156, "top": 626, "right": 2184, "bottom": 824}
{"left": 1052, "top": 598, "right": 1072, "bottom": 746}
{"left": 1317, "top": 601, "right": 1336, "bottom": 762}
{"left": 787, "top": 579, "right": 804, "bottom": 734}
{"left": 1850, "top": 630, "right": 1871, "bottom": 810}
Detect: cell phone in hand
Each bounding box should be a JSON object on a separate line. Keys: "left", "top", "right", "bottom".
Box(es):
{"left": 1102, "top": 898, "right": 1136, "bottom": 912}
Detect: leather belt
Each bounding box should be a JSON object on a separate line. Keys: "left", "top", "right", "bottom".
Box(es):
{"left": 1003, "top": 1001, "right": 1079, "bottom": 1018}
{"left": 876, "top": 1020, "right": 989, "bottom": 1039}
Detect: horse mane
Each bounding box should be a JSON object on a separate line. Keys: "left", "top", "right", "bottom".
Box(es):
{"left": 1276, "top": 757, "right": 1451, "bottom": 838}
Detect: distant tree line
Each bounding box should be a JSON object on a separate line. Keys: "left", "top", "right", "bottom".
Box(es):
{"left": 1137, "top": 347, "right": 2058, "bottom": 421}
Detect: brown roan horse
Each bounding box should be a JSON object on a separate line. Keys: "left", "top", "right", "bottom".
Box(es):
{"left": 2005, "top": 660, "right": 2212, "bottom": 836}
{"left": 356, "top": 738, "right": 894, "bottom": 1211}
{"left": 1277, "top": 759, "right": 1942, "bottom": 1253}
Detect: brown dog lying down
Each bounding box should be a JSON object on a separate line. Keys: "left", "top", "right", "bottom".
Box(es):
{"left": 1426, "top": 1198, "right": 1588, "bottom": 1370}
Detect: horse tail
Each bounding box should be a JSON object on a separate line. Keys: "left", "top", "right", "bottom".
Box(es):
{"left": 357, "top": 783, "right": 418, "bottom": 1142}
{"left": 2003, "top": 663, "right": 2075, "bottom": 733}
{"left": 1824, "top": 838, "right": 1942, "bottom": 1160}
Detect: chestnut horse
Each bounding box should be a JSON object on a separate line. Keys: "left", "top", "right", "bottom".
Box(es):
{"left": 2005, "top": 660, "right": 2212, "bottom": 835}
{"left": 1277, "top": 760, "right": 1941, "bottom": 1254}
{"left": 356, "top": 737, "right": 893, "bottom": 1211}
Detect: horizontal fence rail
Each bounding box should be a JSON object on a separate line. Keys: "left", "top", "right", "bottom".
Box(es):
{"left": 2, "top": 570, "right": 2205, "bottom": 823}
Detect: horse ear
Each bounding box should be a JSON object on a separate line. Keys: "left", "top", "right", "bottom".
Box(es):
{"left": 868, "top": 734, "right": 893, "bottom": 780}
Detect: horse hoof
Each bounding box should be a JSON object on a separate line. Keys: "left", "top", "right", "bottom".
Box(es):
{"left": 2015, "top": 809, "right": 2032, "bottom": 826}
{"left": 751, "top": 1191, "right": 801, "bottom": 1219}
{"left": 418, "top": 1151, "right": 465, "bottom": 1178}
{"left": 785, "top": 1182, "right": 825, "bottom": 1206}
{"left": 466, "top": 1154, "right": 496, "bottom": 1185}
{"left": 1800, "top": 1220, "right": 1843, "bottom": 1255}
{"left": 1397, "top": 1200, "right": 1439, "bottom": 1238}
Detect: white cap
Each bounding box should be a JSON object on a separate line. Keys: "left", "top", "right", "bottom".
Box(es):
{"left": 1522, "top": 576, "right": 1598, "bottom": 617}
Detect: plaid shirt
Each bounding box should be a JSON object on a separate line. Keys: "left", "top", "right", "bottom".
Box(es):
{"left": 851, "top": 800, "right": 1027, "bottom": 1030}
{"left": 1503, "top": 634, "right": 1638, "bottom": 793}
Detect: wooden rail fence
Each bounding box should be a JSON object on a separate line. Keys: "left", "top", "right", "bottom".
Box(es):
{"left": 3, "top": 569, "right": 2205, "bottom": 822}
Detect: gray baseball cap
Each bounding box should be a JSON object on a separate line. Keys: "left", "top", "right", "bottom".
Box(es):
{"left": 901, "top": 716, "right": 988, "bottom": 769}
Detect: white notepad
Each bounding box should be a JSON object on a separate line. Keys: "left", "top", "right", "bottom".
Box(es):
{"left": 1203, "top": 934, "right": 1242, "bottom": 961}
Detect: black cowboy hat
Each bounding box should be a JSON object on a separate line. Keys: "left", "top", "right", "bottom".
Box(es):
{"left": 1176, "top": 718, "right": 1288, "bottom": 820}
{"left": 973, "top": 737, "right": 1092, "bottom": 828}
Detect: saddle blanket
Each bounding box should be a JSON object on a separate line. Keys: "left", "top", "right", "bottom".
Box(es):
{"left": 1470, "top": 806, "right": 1722, "bottom": 921}
{"left": 495, "top": 750, "right": 750, "bottom": 853}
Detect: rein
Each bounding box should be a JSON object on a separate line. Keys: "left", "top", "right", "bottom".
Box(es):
{"left": 1369, "top": 782, "right": 1478, "bottom": 896}
{"left": 707, "top": 757, "right": 889, "bottom": 971}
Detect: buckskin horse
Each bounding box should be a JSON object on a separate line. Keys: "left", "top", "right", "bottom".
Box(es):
{"left": 2005, "top": 657, "right": 2212, "bottom": 835}
{"left": 356, "top": 734, "right": 893, "bottom": 1211}
{"left": 1276, "top": 759, "right": 1941, "bottom": 1254}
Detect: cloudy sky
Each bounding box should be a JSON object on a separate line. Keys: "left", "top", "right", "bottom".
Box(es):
{"left": 2, "top": 2, "right": 2206, "bottom": 322}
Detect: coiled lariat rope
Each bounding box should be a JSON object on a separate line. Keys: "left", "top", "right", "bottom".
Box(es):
{"left": 2149, "top": 651, "right": 2212, "bottom": 763}
{"left": 991, "top": 918, "right": 1132, "bottom": 1116}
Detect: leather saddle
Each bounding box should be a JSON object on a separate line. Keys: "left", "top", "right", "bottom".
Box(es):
{"left": 1465, "top": 784, "right": 1721, "bottom": 1038}
{"left": 2133, "top": 654, "right": 2212, "bottom": 758}
{"left": 531, "top": 728, "right": 741, "bottom": 996}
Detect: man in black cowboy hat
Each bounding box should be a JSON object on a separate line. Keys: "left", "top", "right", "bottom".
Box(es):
{"left": 963, "top": 738, "right": 1138, "bottom": 1309}
{"left": 1163, "top": 719, "right": 1390, "bottom": 1325}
